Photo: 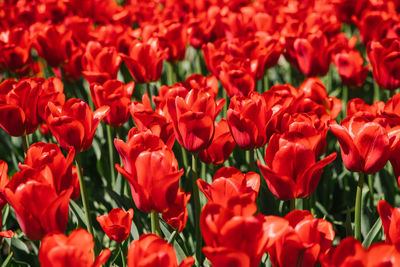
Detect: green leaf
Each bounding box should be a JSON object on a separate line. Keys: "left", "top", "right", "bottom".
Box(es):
{"left": 1, "top": 252, "right": 13, "bottom": 267}
{"left": 362, "top": 218, "right": 382, "bottom": 248}
{"left": 70, "top": 200, "right": 87, "bottom": 228}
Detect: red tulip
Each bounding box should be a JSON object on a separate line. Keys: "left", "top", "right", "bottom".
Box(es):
{"left": 333, "top": 50, "right": 369, "bottom": 87}
{"left": 97, "top": 208, "right": 134, "bottom": 243}
{"left": 286, "top": 32, "right": 331, "bottom": 77}
{"left": 127, "top": 233, "right": 194, "bottom": 267}
{"left": 0, "top": 26, "right": 32, "bottom": 73}
{"left": 346, "top": 98, "right": 384, "bottom": 117}
{"left": 32, "top": 23, "right": 75, "bottom": 67}
{"left": 35, "top": 77, "right": 66, "bottom": 123}
{"left": 199, "top": 119, "right": 236, "bottom": 165}
{"left": 268, "top": 210, "right": 335, "bottom": 267}
{"left": 39, "top": 228, "right": 111, "bottom": 267}
{"left": 19, "top": 142, "right": 80, "bottom": 200}
{"left": 321, "top": 237, "right": 400, "bottom": 267}
{"left": 90, "top": 80, "right": 134, "bottom": 127}
{"left": 3, "top": 168, "right": 72, "bottom": 240}
{"left": 377, "top": 200, "right": 400, "bottom": 250}
{"left": 142, "top": 20, "right": 187, "bottom": 62}
{"left": 329, "top": 113, "right": 397, "bottom": 174}
{"left": 197, "top": 167, "right": 260, "bottom": 215}
{"left": 227, "top": 92, "right": 272, "bottom": 150}
{"left": 217, "top": 58, "right": 256, "bottom": 98}
{"left": 121, "top": 38, "right": 165, "bottom": 83}
{"left": 367, "top": 38, "right": 400, "bottom": 90}
{"left": 277, "top": 112, "right": 329, "bottom": 158}
{"left": 46, "top": 98, "right": 109, "bottom": 152}
{"left": 258, "top": 132, "right": 336, "bottom": 200}
{"left": 114, "top": 130, "right": 183, "bottom": 212}
{"left": 162, "top": 188, "right": 191, "bottom": 233}
{"left": 81, "top": 41, "right": 122, "bottom": 84}
{"left": 0, "top": 78, "right": 41, "bottom": 136}
{"left": 0, "top": 160, "right": 9, "bottom": 210}
{"left": 201, "top": 203, "right": 288, "bottom": 267}
{"left": 296, "top": 78, "right": 342, "bottom": 121}
{"left": 130, "top": 94, "right": 175, "bottom": 149}
{"left": 166, "top": 88, "right": 225, "bottom": 152}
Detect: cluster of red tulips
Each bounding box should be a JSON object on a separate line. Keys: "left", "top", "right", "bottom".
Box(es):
{"left": 1, "top": 0, "right": 400, "bottom": 266}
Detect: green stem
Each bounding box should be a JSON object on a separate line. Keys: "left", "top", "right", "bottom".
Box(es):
{"left": 151, "top": 211, "right": 161, "bottom": 237}
{"left": 354, "top": 172, "right": 365, "bottom": 241}
{"left": 290, "top": 198, "right": 296, "bottom": 212}
{"left": 75, "top": 153, "right": 94, "bottom": 237}
{"left": 342, "top": 85, "right": 348, "bottom": 119}
{"left": 192, "top": 153, "right": 203, "bottom": 265}
{"left": 373, "top": 81, "right": 380, "bottom": 102}
{"left": 146, "top": 83, "right": 154, "bottom": 109}
{"left": 180, "top": 146, "right": 188, "bottom": 169}
{"left": 222, "top": 89, "right": 227, "bottom": 119}
{"left": 106, "top": 125, "right": 116, "bottom": 187}
{"left": 249, "top": 149, "right": 256, "bottom": 172}
{"left": 21, "top": 135, "right": 29, "bottom": 156}
{"left": 119, "top": 243, "right": 126, "bottom": 267}
{"left": 166, "top": 62, "right": 177, "bottom": 85}
{"left": 196, "top": 50, "right": 202, "bottom": 75}
{"left": 264, "top": 69, "right": 269, "bottom": 92}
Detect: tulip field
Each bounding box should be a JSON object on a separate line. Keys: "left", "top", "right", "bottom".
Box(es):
{"left": 2, "top": 0, "right": 400, "bottom": 266}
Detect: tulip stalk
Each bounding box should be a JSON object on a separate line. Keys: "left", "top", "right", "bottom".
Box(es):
{"left": 354, "top": 172, "right": 365, "bottom": 241}
{"left": 21, "top": 135, "right": 28, "bottom": 155}
{"left": 119, "top": 243, "right": 126, "bottom": 267}
{"left": 192, "top": 153, "right": 203, "bottom": 265}
{"left": 75, "top": 153, "right": 94, "bottom": 237}
{"left": 290, "top": 198, "right": 296, "bottom": 211}
{"left": 106, "top": 125, "right": 116, "bottom": 187}
{"left": 151, "top": 211, "right": 161, "bottom": 237}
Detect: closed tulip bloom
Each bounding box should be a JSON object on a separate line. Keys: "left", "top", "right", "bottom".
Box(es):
{"left": 19, "top": 142, "right": 80, "bottom": 200}
{"left": 32, "top": 23, "right": 74, "bottom": 67}
{"left": 127, "top": 233, "right": 194, "bottom": 267}
{"left": 329, "top": 113, "right": 397, "bottom": 174}
{"left": 367, "top": 38, "right": 400, "bottom": 90}
{"left": 289, "top": 32, "right": 331, "bottom": 77}
{"left": 3, "top": 168, "right": 72, "bottom": 240}
{"left": 258, "top": 132, "right": 336, "bottom": 200}
{"left": 81, "top": 41, "right": 122, "bottom": 84}
{"left": 217, "top": 58, "right": 256, "bottom": 98}
{"left": 227, "top": 92, "right": 272, "bottom": 150}
{"left": 0, "top": 26, "right": 32, "bottom": 72}
{"left": 333, "top": 50, "right": 369, "bottom": 87}
{"left": 0, "top": 78, "right": 40, "bottom": 136}
{"left": 167, "top": 89, "right": 225, "bottom": 152}
{"left": 35, "top": 77, "right": 65, "bottom": 123}
{"left": 39, "top": 228, "right": 111, "bottom": 267}
{"left": 97, "top": 208, "right": 133, "bottom": 243}
{"left": 199, "top": 119, "right": 236, "bottom": 165}
{"left": 114, "top": 130, "right": 183, "bottom": 212}
{"left": 46, "top": 98, "right": 109, "bottom": 152}
{"left": 90, "top": 80, "right": 134, "bottom": 127}
{"left": 121, "top": 38, "right": 165, "bottom": 83}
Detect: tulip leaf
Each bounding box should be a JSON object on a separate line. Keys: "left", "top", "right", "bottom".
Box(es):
{"left": 362, "top": 217, "right": 382, "bottom": 248}
{"left": 1, "top": 252, "right": 13, "bottom": 267}
{"left": 167, "top": 228, "right": 179, "bottom": 244}
{"left": 70, "top": 200, "right": 87, "bottom": 228}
